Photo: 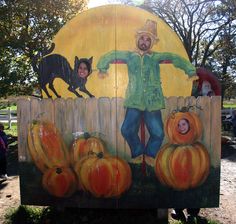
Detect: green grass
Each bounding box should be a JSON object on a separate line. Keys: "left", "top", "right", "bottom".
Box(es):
{"left": 0, "top": 101, "right": 17, "bottom": 136}
{"left": 0, "top": 102, "right": 17, "bottom": 110}
{"left": 223, "top": 104, "right": 236, "bottom": 108}
{"left": 8, "top": 105, "right": 17, "bottom": 110}
{"left": 2, "top": 123, "right": 18, "bottom": 137}
{"left": 223, "top": 99, "right": 236, "bottom": 108}
{"left": 4, "top": 206, "right": 43, "bottom": 224}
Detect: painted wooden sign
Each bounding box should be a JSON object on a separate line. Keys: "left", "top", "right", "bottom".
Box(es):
{"left": 18, "top": 4, "right": 221, "bottom": 209}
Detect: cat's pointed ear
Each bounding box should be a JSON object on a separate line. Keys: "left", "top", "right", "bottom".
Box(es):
{"left": 74, "top": 56, "right": 79, "bottom": 67}
{"left": 89, "top": 57, "right": 93, "bottom": 64}
{"left": 75, "top": 56, "right": 79, "bottom": 63}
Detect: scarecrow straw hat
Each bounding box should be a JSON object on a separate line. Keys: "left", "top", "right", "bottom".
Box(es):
{"left": 136, "top": 19, "right": 159, "bottom": 43}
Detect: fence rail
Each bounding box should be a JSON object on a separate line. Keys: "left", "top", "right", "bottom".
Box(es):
{"left": 17, "top": 96, "right": 221, "bottom": 167}
{"left": 0, "top": 108, "right": 17, "bottom": 128}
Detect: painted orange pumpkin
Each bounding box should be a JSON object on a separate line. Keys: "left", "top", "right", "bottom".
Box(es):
{"left": 27, "top": 120, "right": 70, "bottom": 172}
{"left": 42, "top": 167, "right": 77, "bottom": 197}
{"left": 74, "top": 152, "right": 132, "bottom": 198}
{"left": 165, "top": 110, "right": 202, "bottom": 144}
{"left": 155, "top": 142, "right": 210, "bottom": 190}
{"left": 70, "top": 133, "right": 106, "bottom": 164}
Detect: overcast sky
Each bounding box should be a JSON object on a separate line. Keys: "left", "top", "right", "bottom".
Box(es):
{"left": 88, "top": 0, "right": 122, "bottom": 8}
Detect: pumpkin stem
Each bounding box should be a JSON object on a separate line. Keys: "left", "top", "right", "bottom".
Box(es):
{"left": 87, "top": 151, "right": 104, "bottom": 158}
{"left": 170, "top": 110, "right": 178, "bottom": 118}
{"left": 195, "top": 105, "right": 203, "bottom": 110}
{"left": 171, "top": 105, "right": 203, "bottom": 115}
{"left": 97, "top": 152, "right": 104, "bottom": 159}
{"left": 180, "top": 106, "right": 189, "bottom": 112}
{"left": 84, "top": 132, "right": 91, "bottom": 139}
{"left": 182, "top": 105, "right": 203, "bottom": 112}
{"left": 87, "top": 151, "right": 96, "bottom": 156}
{"left": 32, "top": 120, "right": 38, "bottom": 125}
{"left": 56, "top": 167, "right": 62, "bottom": 174}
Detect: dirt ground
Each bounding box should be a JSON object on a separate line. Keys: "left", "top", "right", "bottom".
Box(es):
{"left": 0, "top": 141, "right": 236, "bottom": 224}
{"left": 199, "top": 141, "right": 236, "bottom": 224}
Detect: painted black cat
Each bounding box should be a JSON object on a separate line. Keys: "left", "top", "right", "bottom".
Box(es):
{"left": 32, "top": 43, "right": 94, "bottom": 98}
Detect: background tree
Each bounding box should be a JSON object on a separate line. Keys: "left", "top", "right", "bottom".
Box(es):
{"left": 0, "top": 0, "right": 87, "bottom": 98}
{"left": 207, "top": 29, "right": 236, "bottom": 101}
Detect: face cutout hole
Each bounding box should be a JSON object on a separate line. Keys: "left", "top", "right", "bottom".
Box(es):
{"left": 177, "top": 118, "right": 190, "bottom": 135}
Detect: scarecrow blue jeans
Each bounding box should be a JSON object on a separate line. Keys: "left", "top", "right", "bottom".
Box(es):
{"left": 121, "top": 108, "right": 164, "bottom": 158}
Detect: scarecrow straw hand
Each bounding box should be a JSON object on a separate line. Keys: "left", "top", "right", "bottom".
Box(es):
{"left": 187, "top": 75, "right": 199, "bottom": 82}
{"left": 98, "top": 71, "right": 109, "bottom": 79}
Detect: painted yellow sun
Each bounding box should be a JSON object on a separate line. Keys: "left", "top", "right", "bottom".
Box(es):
{"left": 43, "top": 5, "right": 194, "bottom": 99}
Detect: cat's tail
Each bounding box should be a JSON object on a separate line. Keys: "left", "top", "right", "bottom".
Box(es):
{"left": 42, "top": 43, "right": 55, "bottom": 56}
{"left": 31, "top": 43, "right": 55, "bottom": 73}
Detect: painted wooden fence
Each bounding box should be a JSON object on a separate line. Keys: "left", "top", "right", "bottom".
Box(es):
{"left": 17, "top": 96, "right": 221, "bottom": 168}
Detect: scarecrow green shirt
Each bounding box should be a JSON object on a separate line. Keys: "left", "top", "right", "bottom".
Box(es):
{"left": 97, "top": 50, "right": 196, "bottom": 111}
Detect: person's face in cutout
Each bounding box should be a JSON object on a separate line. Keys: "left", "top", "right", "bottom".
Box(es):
{"left": 78, "top": 62, "right": 89, "bottom": 78}
{"left": 137, "top": 34, "right": 152, "bottom": 52}
{"left": 177, "top": 118, "right": 190, "bottom": 134}
{"left": 201, "top": 81, "right": 212, "bottom": 96}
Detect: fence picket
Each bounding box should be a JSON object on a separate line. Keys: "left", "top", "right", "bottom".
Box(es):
{"left": 17, "top": 98, "right": 31, "bottom": 162}
{"left": 85, "top": 98, "right": 99, "bottom": 133}
{"left": 197, "top": 96, "right": 211, "bottom": 154}
{"left": 54, "top": 98, "right": 66, "bottom": 133}
{"left": 211, "top": 96, "right": 221, "bottom": 167}
{"left": 40, "top": 98, "right": 54, "bottom": 122}
{"left": 98, "top": 97, "right": 112, "bottom": 151}
{"left": 73, "top": 98, "right": 86, "bottom": 133}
